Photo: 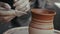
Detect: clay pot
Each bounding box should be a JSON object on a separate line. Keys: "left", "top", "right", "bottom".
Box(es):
{"left": 31, "top": 9, "right": 56, "bottom": 20}
{"left": 29, "top": 9, "right": 56, "bottom": 34}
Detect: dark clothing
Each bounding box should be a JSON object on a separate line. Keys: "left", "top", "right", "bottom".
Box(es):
{"left": 30, "top": 0, "right": 38, "bottom": 8}
{"left": 11, "top": 11, "right": 31, "bottom": 27}
{"left": 53, "top": 5, "right": 60, "bottom": 30}
{"left": 0, "top": 22, "right": 12, "bottom": 34}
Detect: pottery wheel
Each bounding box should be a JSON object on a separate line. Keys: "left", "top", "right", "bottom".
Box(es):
{"left": 3, "top": 27, "right": 28, "bottom": 34}
{"left": 3, "top": 27, "right": 59, "bottom": 34}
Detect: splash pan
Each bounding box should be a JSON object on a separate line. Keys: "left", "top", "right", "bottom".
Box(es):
{"left": 3, "top": 27, "right": 60, "bottom": 34}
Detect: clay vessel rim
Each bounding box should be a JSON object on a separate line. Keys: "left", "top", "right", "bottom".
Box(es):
{"left": 31, "top": 9, "right": 56, "bottom": 16}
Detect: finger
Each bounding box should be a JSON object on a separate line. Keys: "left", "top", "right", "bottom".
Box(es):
{"left": 7, "top": 16, "right": 15, "bottom": 22}
{"left": 3, "top": 16, "right": 15, "bottom": 20}
{"left": 15, "top": 2, "right": 30, "bottom": 11}
{"left": 25, "top": 3, "right": 30, "bottom": 12}
{"left": 15, "top": 10, "right": 27, "bottom": 14}
{"left": 1, "top": 16, "right": 15, "bottom": 22}
{"left": 0, "top": 16, "right": 7, "bottom": 22}
{"left": 13, "top": 0, "right": 25, "bottom": 6}
{"left": 0, "top": 2, "right": 11, "bottom": 10}
{"left": 18, "top": 4, "right": 28, "bottom": 11}
{"left": 0, "top": 10, "right": 16, "bottom": 16}
{"left": 15, "top": 11, "right": 27, "bottom": 17}
{"left": 14, "top": 0, "right": 19, "bottom": 3}
{"left": 15, "top": 0, "right": 29, "bottom": 10}
{"left": 0, "top": 15, "right": 15, "bottom": 18}
{"left": 13, "top": 0, "right": 29, "bottom": 6}
{"left": 15, "top": 3, "right": 27, "bottom": 10}
{"left": 3, "top": 3, "right": 11, "bottom": 10}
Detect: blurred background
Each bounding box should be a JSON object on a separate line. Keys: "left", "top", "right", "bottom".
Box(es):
{"left": 0, "top": 0, "right": 60, "bottom": 34}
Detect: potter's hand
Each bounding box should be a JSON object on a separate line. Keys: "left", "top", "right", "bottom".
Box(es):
{"left": 0, "top": 11, "right": 15, "bottom": 23}
{"left": 13, "top": 0, "right": 30, "bottom": 17}
{"left": 0, "top": 2, "right": 15, "bottom": 22}
{"left": 0, "top": 2, "right": 11, "bottom": 10}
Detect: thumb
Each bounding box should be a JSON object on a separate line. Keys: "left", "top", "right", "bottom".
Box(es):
{"left": 14, "top": 0, "right": 19, "bottom": 2}
{"left": 0, "top": 2, "right": 11, "bottom": 10}
{"left": 3, "top": 3, "right": 11, "bottom": 10}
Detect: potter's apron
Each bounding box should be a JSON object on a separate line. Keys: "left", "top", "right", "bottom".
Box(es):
{"left": 0, "top": 22, "right": 12, "bottom": 34}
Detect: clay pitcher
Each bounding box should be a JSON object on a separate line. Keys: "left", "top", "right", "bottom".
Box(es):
{"left": 29, "top": 9, "right": 56, "bottom": 34}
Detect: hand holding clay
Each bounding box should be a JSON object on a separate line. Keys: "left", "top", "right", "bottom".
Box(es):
{"left": 0, "top": 2, "right": 15, "bottom": 22}
{"left": 13, "top": 0, "right": 30, "bottom": 17}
